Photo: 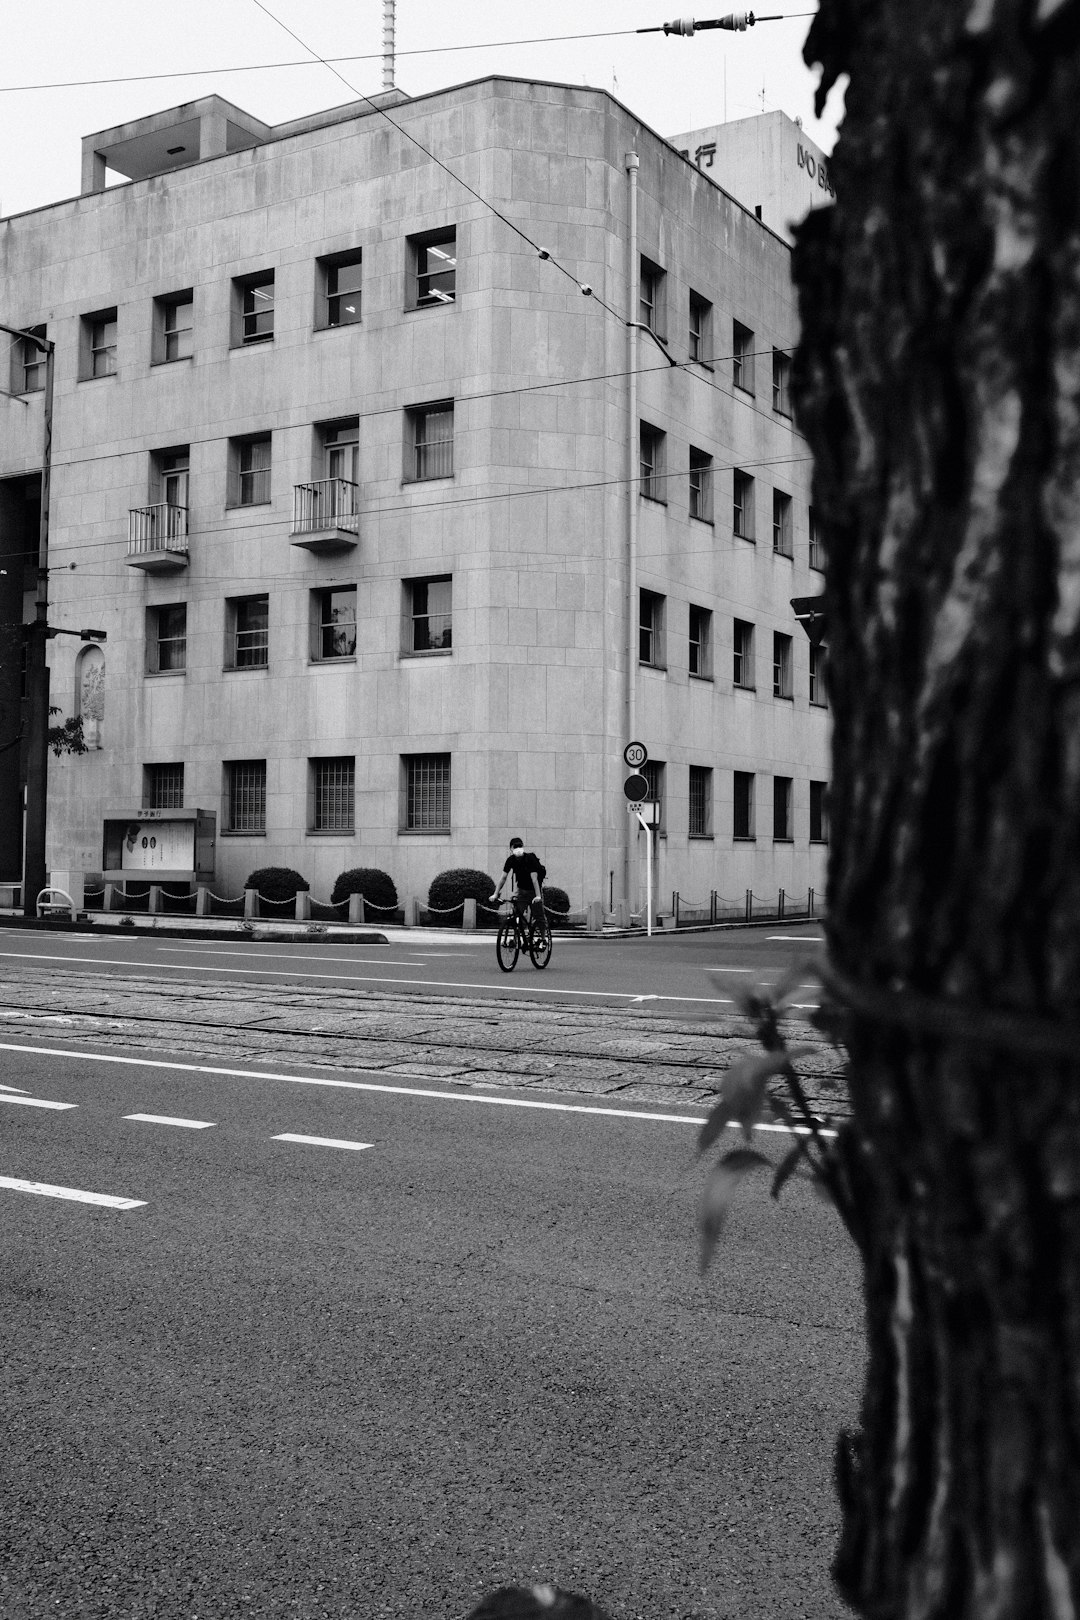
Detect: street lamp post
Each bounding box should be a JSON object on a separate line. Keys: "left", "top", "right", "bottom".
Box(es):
{"left": 1, "top": 321, "right": 54, "bottom": 917}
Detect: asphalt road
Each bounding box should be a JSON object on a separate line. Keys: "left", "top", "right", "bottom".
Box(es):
{"left": 0, "top": 922, "right": 827, "bottom": 1013}
{"left": 1, "top": 1040, "right": 861, "bottom": 1620}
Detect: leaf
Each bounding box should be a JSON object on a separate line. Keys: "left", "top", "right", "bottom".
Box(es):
{"left": 698, "top": 1046, "right": 820, "bottom": 1149}
{"left": 771, "top": 1135, "right": 813, "bottom": 1201}
{"left": 699, "top": 1147, "right": 772, "bottom": 1272}
{"left": 769, "top": 958, "right": 820, "bottom": 1010}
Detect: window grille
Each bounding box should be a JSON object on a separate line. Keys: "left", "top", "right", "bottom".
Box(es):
{"left": 313, "top": 757, "right": 355, "bottom": 832}
{"left": 146, "top": 763, "right": 184, "bottom": 810}
{"left": 227, "top": 761, "right": 266, "bottom": 832}
{"left": 689, "top": 766, "right": 712, "bottom": 837}
{"left": 405, "top": 754, "right": 451, "bottom": 831}
{"left": 413, "top": 405, "right": 454, "bottom": 480}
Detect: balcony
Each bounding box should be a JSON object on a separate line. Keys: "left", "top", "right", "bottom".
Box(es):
{"left": 127, "top": 504, "right": 189, "bottom": 571}
{"left": 291, "top": 478, "right": 360, "bottom": 553}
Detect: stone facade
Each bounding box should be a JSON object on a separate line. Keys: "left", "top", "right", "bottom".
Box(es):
{"left": 0, "top": 80, "right": 829, "bottom": 916}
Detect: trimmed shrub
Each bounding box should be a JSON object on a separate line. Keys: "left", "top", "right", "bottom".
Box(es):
{"left": 245, "top": 867, "right": 309, "bottom": 909}
{"left": 541, "top": 883, "right": 571, "bottom": 918}
{"left": 330, "top": 867, "right": 398, "bottom": 913}
{"left": 427, "top": 868, "right": 496, "bottom": 925}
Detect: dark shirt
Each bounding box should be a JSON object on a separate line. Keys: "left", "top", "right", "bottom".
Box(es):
{"left": 503, "top": 851, "right": 542, "bottom": 895}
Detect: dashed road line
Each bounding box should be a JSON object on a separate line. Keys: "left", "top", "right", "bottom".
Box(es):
{"left": 0, "top": 1175, "right": 145, "bottom": 1209}
{"left": 123, "top": 1113, "right": 216, "bottom": 1129}
{"left": 272, "top": 1133, "right": 373, "bottom": 1151}
{"left": 0, "top": 1094, "right": 77, "bottom": 1110}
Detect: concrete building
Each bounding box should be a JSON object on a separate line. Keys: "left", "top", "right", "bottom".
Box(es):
{"left": 666, "top": 110, "right": 835, "bottom": 245}
{"left": 0, "top": 79, "right": 829, "bottom": 918}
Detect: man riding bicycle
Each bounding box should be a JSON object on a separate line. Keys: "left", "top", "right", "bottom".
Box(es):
{"left": 490, "top": 837, "right": 546, "bottom": 922}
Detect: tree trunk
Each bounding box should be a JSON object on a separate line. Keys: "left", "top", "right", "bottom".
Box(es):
{"left": 792, "top": 4, "right": 1080, "bottom": 1616}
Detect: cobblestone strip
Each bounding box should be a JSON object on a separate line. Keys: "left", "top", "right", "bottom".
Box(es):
{"left": 0, "top": 969, "right": 851, "bottom": 1118}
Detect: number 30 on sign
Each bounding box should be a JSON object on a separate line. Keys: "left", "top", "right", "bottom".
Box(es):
{"left": 623, "top": 740, "right": 648, "bottom": 769}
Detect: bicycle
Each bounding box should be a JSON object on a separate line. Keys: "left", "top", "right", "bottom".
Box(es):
{"left": 494, "top": 897, "right": 553, "bottom": 972}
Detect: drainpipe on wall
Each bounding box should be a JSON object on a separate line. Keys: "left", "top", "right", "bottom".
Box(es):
{"left": 625, "top": 150, "right": 639, "bottom": 917}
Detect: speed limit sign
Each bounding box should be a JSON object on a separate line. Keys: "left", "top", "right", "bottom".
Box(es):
{"left": 623, "top": 740, "right": 648, "bottom": 769}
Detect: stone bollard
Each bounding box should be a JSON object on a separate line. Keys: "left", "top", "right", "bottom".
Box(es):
{"left": 586, "top": 900, "right": 603, "bottom": 933}
{"left": 614, "top": 899, "right": 630, "bottom": 928}
{"left": 462, "top": 897, "right": 477, "bottom": 931}
{"left": 348, "top": 893, "right": 365, "bottom": 925}
{"left": 404, "top": 895, "right": 418, "bottom": 927}
{"left": 196, "top": 887, "right": 209, "bottom": 917}
{"left": 103, "top": 883, "right": 116, "bottom": 913}
{"left": 244, "top": 888, "right": 258, "bottom": 920}
{"left": 295, "top": 890, "right": 311, "bottom": 921}
{"left": 149, "top": 886, "right": 162, "bottom": 915}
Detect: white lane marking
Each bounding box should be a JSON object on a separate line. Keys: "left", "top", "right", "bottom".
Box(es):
{"left": 160, "top": 950, "right": 430, "bottom": 967}
{"left": 0, "top": 1094, "right": 77, "bottom": 1110}
{"left": 768, "top": 935, "right": 825, "bottom": 942}
{"left": 123, "top": 1113, "right": 216, "bottom": 1129}
{"left": 0, "top": 1082, "right": 30, "bottom": 1093}
{"left": 0, "top": 949, "right": 735, "bottom": 1004}
{"left": 272, "top": 1133, "right": 373, "bottom": 1151}
{"left": 0, "top": 1041, "right": 836, "bottom": 1136}
{"left": 0, "top": 1175, "right": 146, "bottom": 1209}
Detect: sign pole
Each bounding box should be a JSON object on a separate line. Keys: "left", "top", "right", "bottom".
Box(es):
{"left": 645, "top": 822, "right": 653, "bottom": 937}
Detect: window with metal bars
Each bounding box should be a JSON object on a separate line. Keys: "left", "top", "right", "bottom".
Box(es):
{"left": 144, "top": 763, "right": 184, "bottom": 810}
{"left": 773, "top": 775, "right": 793, "bottom": 840}
{"left": 228, "top": 595, "right": 269, "bottom": 669}
{"left": 148, "top": 603, "right": 187, "bottom": 674}
{"left": 408, "top": 403, "right": 454, "bottom": 480}
{"left": 311, "top": 757, "right": 355, "bottom": 832}
{"left": 403, "top": 753, "right": 451, "bottom": 831}
{"left": 689, "top": 765, "right": 712, "bottom": 838}
{"left": 226, "top": 760, "right": 266, "bottom": 833}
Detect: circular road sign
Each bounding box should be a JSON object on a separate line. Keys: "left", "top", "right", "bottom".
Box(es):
{"left": 623, "top": 740, "right": 648, "bottom": 770}
{"left": 623, "top": 772, "right": 649, "bottom": 802}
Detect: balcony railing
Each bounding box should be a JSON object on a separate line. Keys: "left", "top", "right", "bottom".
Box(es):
{"left": 127, "top": 504, "right": 189, "bottom": 570}
{"left": 292, "top": 478, "right": 360, "bottom": 536}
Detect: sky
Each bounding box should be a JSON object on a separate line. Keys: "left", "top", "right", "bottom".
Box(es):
{"left": 0, "top": 1, "right": 844, "bottom": 219}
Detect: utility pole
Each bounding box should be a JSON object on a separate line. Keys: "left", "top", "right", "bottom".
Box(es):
{"left": 0, "top": 321, "right": 54, "bottom": 918}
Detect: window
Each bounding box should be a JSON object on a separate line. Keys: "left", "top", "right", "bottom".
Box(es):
{"left": 773, "top": 490, "right": 793, "bottom": 557}
{"left": 321, "top": 418, "right": 359, "bottom": 485}
{"left": 153, "top": 446, "right": 190, "bottom": 511}
{"left": 809, "top": 506, "right": 826, "bottom": 571}
{"left": 318, "top": 250, "right": 363, "bottom": 328}
{"left": 773, "top": 348, "right": 792, "bottom": 415}
{"left": 773, "top": 632, "right": 793, "bottom": 698}
{"left": 640, "top": 424, "right": 665, "bottom": 501}
{"left": 12, "top": 324, "right": 46, "bottom": 393}
{"left": 733, "top": 771, "right": 755, "bottom": 840}
{"left": 226, "top": 760, "right": 266, "bottom": 833}
{"left": 406, "top": 576, "right": 453, "bottom": 653}
{"left": 732, "top": 321, "right": 754, "bottom": 394}
{"left": 147, "top": 603, "right": 187, "bottom": 674}
{"left": 227, "top": 595, "right": 269, "bottom": 670}
{"left": 810, "top": 644, "right": 828, "bottom": 706}
{"left": 689, "top": 766, "right": 713, "bottom": 838}
{"left": 688, "top": 291, "right": 712, "bottom": 364}
{"left": 733, "top": 619, "right": 755, "bottom": 688}
{"left": 689, "top": 447, "right": 713, "bottom": 522}
{"left": 232, "top": 435, "right": 271, "bottom": 506}
{"left": 81, "top": 308, "right": 117, "bottom": 379}
{"left": 232, "top": 272, "right": 274, "bottom": 346}
{"left": 153, "top": 292, "right": 193, "bottom": 363}
{"left": 310, "top": 757, "right": 355, "bottom": 833}
{"left": 312, "top": 587, "right": 357, "bottom": 661}
{"left": 642, "top": 760, "right": 666, "bottom": 834}
{"left": 810, "top": 780, "right": 830, "bottom": 843}
{"left": 639, "top": 589, "right": 666, "bottom": 668}
{"left": 407, "top": 402, "right": 454, "bottom": 480}
{"left": 404, "top": 753, "right": 451, "bottom": 831}
{"left": 410, "top": 228, "right": 457, "bottom": 307}
{"left": 733, "top": 469, "right": 754, "bottom": 540}
{"left": 773, "top": 776, "right": 793, "bottom": 840}
{"left": 144, "top": 763, "right": 184, "bottom": 810}
{"left": 689, "top": 604, "right": 712, "bottom": 679}
{"left": 639, "top": 257, "right": 665, "bottom": 335}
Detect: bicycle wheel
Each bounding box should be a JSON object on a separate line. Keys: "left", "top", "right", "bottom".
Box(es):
{"left": 496, "top": 915, "right": 520, "bottom": 972}
{"left": 528, "top": 909, "right": 553, "bottom": 969}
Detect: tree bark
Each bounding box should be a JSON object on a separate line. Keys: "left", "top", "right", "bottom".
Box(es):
{"left": 792, "top": 3, "right": 1080, "bottom": 1616}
